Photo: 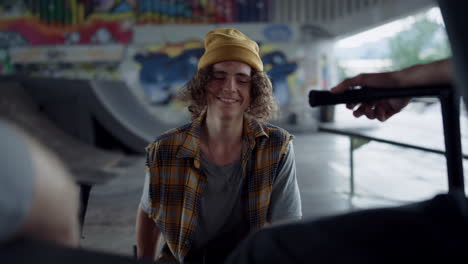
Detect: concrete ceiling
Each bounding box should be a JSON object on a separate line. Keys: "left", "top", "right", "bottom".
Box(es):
{"left": 269, "top": 0, "right": 436, "bottom": 38}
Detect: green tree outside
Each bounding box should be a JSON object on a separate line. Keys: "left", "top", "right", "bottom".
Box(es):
{"left": 387, "top": 12, "right": 451, "bottom": 71}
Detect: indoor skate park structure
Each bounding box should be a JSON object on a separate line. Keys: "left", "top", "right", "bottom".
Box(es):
{"left": 1, "top": 0, "right": 467, "bottom": 263}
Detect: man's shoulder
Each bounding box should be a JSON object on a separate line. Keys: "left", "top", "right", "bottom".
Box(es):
{"left": 261, "top": 123, "right": 292, "bottom": 141}
{"left": 145, "top": 123, "right": 192, "bottom": 151}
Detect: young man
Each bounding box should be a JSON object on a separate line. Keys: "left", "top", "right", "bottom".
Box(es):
{"left": 135, "top": 28, "right": 302, "bottom": 263}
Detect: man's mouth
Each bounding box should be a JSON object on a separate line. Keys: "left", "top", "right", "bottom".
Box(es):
{"left": 217, "top": 96, "right": 240, "bottom": 104}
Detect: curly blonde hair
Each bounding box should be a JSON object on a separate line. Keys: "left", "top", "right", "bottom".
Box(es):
{"left": 179, "top": 65, "right": 278, "bottom": 122}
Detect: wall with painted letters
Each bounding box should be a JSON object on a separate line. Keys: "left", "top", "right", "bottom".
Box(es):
{"left": 0, "top": 1, "right": 335, "bottom": 131}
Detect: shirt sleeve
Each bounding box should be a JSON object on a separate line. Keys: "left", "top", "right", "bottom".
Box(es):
{"left": 0, "top": 123, "right": 35, "bottom": 243}
{"left": 139, "top": 171, "right": 153, "bottom": 214}
{"left": 268, "top": 141, "right": 302, "bottom": 223}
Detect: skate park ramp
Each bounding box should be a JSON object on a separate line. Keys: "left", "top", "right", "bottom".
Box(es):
{"left": 0, "top": 81, "right": 123, "bottom": 185}
{"left": 87, "top": 79, "right": 176, "bottom": 153}
{"left": 0, "top": 76, "right": 175, "bottom": 154}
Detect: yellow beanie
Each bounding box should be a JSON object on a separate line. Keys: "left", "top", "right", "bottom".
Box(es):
{"left": 197, "top": 28, "right": 263, "bottom": 71}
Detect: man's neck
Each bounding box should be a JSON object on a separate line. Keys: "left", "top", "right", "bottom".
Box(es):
{"left": 203, "top": 113, "right": 243, "bottom": 144}
{"left": 201, "top": 112, "right": 243, "bottom": 166}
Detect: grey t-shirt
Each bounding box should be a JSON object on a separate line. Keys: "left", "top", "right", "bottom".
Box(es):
{"left": 0, "top": 122, "right": 34, "bottom": 243}
{"left": 140, "top": 142, "right": 302, "bottom": 248}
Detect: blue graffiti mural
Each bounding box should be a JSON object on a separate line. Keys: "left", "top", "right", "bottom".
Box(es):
{"left": 112, "top": 1, "right": 135, "bottom": 13}
{"left": 135, "top": 47, "right": 297, "bottom": 107}
{"left": 262, "top": 51, "right": 297, "bottom": 107}
{"left": 134, "top": 48, "right": 204, "bottom": 105}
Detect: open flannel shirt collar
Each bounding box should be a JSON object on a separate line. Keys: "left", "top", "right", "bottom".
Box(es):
{"left": 175, "top": 112, "right": 269, "bottom": 171}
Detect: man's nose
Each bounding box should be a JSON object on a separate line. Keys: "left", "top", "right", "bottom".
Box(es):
{"left": 222, "top": 77, "right": 236, "bottom": 93}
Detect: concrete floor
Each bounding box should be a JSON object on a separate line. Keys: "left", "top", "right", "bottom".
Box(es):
{"left": 80, "top": 104, "right": 468, "bottom": 257}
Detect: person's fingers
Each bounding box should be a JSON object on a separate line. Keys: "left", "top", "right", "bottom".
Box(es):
{"left": 330, "top": 85, "right": 347, "bottom": 93}
{"left": 346, "top": 103, "right": 357, "bottom": 110}
{"left": 375, "top": 105, "right": 387, "bottom": 122}
{"left": 389, "top": 98, "right": 411, "bottom": 114}
{"left": 385, "top": 110, "right": 397, "bottom": 120}
{"left": 330, "top": 81, "right": 350, "bottom": 93}
{"left": 384, "top": 101, "right": 401, "bottom": 116}
{"left": 364, "top": 103, "right": 376, "bottom": 120}
{"left": 353, "top": 104, "right": 366, "bottom": 117}
{"left": 353, "top": 110, "right": 363, "bottom": 118}
{"left": 331, "top": 74, "right": 366, "bottom": 93}
{"left": 381, "top": 101, "right": 400, "bottom": 121}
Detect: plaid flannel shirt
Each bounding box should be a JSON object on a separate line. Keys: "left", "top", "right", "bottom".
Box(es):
{"left": 145, "top": 113, "right": 292, "bottom": 262}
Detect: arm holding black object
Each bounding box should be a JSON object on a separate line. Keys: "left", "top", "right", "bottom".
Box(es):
{"left": 330, "top": 59, "right": 452, "bottom": 121}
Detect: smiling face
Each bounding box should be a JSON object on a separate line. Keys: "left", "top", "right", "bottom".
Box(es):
{"left": 206, "top": 61, "right": 252, "bottom": 121}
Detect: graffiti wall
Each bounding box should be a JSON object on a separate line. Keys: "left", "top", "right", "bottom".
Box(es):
{"left": 0, "top": 1, "right": 334, "bottom": 130}
{"left": 0, "top": 1, "right": 133, "bottom": 47}
{"left": 0, "top": 0, "right": 133, "bottom": 76}
{"left": 0, "top": 0, "right": 271, "bottom": 30}
{"left": 134, "top": 41, "right": 204, "bottom": 105}
{"left": 125, "top": 24, "right": 328, "bottom": 129}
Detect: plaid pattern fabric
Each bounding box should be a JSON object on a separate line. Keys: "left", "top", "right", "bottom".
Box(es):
{"left": 146, "top": 113, "right": 292, "bottom": 262}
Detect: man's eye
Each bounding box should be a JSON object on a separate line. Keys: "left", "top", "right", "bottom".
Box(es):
{"left": 212, "top": 75, "right": 225, "bottom": 80}
{"left": 238, "top": 79, "right": 251, "bottom": 84}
